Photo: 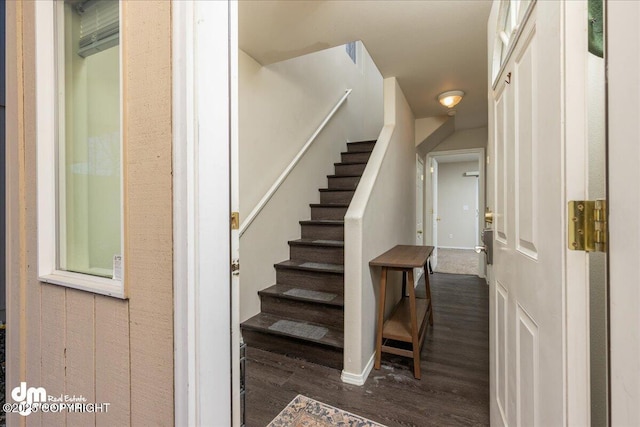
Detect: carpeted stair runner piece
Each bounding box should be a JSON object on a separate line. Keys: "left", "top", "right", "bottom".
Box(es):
{"left": 268, "top": 320, "right": 328, "bottom": 341}
{"left": 283, "top": 288, "right": 337, "bottom": 302}
{"left": 298, "top": 261, "right": 344, "bottom": 272}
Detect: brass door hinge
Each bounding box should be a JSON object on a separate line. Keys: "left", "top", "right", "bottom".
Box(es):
{"left": 568, "top": 200, "right": 607, "bottom": 252}
{"left": 231, "top": 212, "right": 239, "bottom": 230}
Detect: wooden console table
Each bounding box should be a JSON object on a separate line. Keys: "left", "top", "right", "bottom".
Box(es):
{"left": 369, "top": 245, "right": 434, "bottom": 379}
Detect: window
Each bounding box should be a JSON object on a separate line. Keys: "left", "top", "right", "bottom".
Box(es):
{"left": 492, "top": 0, "right": 534, "bottom": 84}
{"left": 36, "top": 0, "right": 125, "bottom": 298}
{"left": 346, "top": 41, "right": 357, "bottom": 64}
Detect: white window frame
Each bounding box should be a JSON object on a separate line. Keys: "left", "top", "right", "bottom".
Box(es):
{"left": 35, "top": 0, "right": 126, "bottom": 299}
{"left": 491, "top": 0, "right": 537, "bottom": 87}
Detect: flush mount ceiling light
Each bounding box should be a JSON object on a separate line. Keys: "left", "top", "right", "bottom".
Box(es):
{"left": 438, "top": 90, "right": 465, "bottom": 109}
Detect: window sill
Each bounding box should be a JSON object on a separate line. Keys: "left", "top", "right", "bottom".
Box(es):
{"left": 39, "top": 271, "right": 126, "bottom": 299}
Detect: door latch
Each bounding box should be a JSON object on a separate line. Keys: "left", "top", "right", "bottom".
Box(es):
{"left": 475, "top": 228, "right": 493, "bottom": 264}
{"left": 231, "top": 212, "right": 239, "bottom": 230}
{"left": 231, "top": 259, "right": 240, "bottom": 276}
{"left": 568, "top": 200, "right": 607, "bottom": 252}
{"left": 485, "top": 208, "right": 494, "bottom": 224}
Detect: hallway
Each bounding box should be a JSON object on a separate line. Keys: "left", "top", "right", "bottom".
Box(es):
{"left": 245, "top": 273, "right": 489, "bottom": 426}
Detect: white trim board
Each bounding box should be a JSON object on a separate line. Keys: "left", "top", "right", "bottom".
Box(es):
{"left": 437, "top": 246, "right": 477, "bottom": 250}
{"left": 173, "top": 1, "right": 234, "bottom": 425}
{"left": 172, "top": 0, "right": 194, "bottom": 424}
{"left": 341, "top": 352, "right": 375, "bottom": 386}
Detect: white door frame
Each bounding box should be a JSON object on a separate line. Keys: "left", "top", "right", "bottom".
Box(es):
{"left": 425, "top": 148, "right": 486, "bottom": 277}
{"left": 428, "top": 157, "right": 439, "bottom": 268}
{"left": 172, "top": 1, "right": 238, "bottom": 425}
{"left": 416, "top": 154, "right": 425, "bottom": 247}
{"left": 415, "top": 155, "right": 425, "bottom": 285}
{"left": 563, "top": 1, "right": 591, "bottom": 423}
{"left": 608, "top": 2, "right": 640, "bottom": 425}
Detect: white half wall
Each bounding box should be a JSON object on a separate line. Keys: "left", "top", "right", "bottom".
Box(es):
{"left": 239, "top": 43, "right": 383, "bottom": 322}
{"left": 343, "top": 77, "right": 416, "bottom": 383}
{"left": 437, "top": 161, "right": 479, "bottom": 249}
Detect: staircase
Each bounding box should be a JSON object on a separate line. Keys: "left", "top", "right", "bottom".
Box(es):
{"left": 241, "top": 140, "right": 376, "bottom": 369}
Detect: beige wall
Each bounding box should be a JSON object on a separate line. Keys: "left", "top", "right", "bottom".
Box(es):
{"left": 6, "top": 2, "right": 173, "bottom": 425}
{"left": 437, "top": 161, "right": 480, "bottom": 249}
{"left": 343, "top": 77, "right": 416, "bottom": 380}
{"left": 432, "top": 126, "right": 488, "bottom": 152}
{"left": 239, "top": 43, "right": 383, "bottom": 322}
{"left": 415, "top": 115, "right": 455, "bottom": 157}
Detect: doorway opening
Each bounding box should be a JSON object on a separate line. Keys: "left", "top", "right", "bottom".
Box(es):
{"left": 425, "top": 148, "right": 485, "bottom": 277}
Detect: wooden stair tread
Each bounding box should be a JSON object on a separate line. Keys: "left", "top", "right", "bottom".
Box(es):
{"left": 334, "top": 161, "right": 368, "bottom": 167}
{"left": 242, "top": 312, "right": 344, "bottom": 349}
{"left": 318, "top": 188, "right": 355, "bottom": 192}
{"left": 346, "top": 141, "right": 376, "bottom": 153}
{"left": 341, "top": 151, "right": 371, "bottom": 155}
{"left": 309, "top": 203, "right": 349, "bottom": 208}
{"left": 259, "top": 284, "right": 344, "bottom": 307}
{"left": 275, "top": 259, "right": 344, "bottom": 274}
{"left": 288, "top": 238, "right": 344, "bottom": 247}
{"left": 299, "top": 219, "right": 344, "bottom": 225}
{"left": 327, "top": 174, "right": 362, "bottom": 178}
{"left": 338, "top": 160, "right": 369, "bottom": 165}
{"left": 347, "top": 139, "right": 377, "bottom": 144}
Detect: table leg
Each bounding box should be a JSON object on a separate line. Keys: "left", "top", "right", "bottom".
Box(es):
{"left": 407, "top": 268, "right": 421, "bottom": 379}
{"left": 401, "top": 270, "right": 407, "bottom": 297}
{"left": 374, "top": 267, "right": 388, "bottom": 370}
{"left": 425, "top": 262, "right": 434, "bottom": 326}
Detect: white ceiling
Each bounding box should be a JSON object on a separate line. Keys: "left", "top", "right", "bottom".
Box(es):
{"left": 239, "top": 0, "right": 492, "bottom": 130}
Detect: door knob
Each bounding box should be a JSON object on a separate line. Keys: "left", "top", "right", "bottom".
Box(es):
{"left": 475, "top": 245, "right": 487, "bottom": 254}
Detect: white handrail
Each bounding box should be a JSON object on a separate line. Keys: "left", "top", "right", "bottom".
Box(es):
{"left": 239, "top": 88, "right": 352, "bottom": 237}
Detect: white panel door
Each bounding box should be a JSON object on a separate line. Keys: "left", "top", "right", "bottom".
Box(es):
{"left": 431, "top": 159, "right": 439, "bottom": 268}
{"left": 415, "top": 157, "right": 424, "bottom": 284}
{"left": 488, "top": 1, "right": 583, "bottom": 425}
{"left": 416, "top": 157, "right": 424, "bottom": 245}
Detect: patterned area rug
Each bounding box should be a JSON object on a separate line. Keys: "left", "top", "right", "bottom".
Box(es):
{"left": 434, "top": 248, "right": 478, "bottom": 275}
{"left": 268, "top": 395, "right": 386, "bottom": 427}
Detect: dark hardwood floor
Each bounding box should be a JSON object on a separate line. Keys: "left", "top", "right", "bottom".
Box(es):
{"left": 244, "top": 273, "right": 489, "bottom": 427}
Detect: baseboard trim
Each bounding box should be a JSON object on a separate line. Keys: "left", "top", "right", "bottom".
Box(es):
{"left": 438, "top": 246, "right": 475, "bottom": 250}
{"left": 341, "top": 352, "right": 375, "bottom": 386}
